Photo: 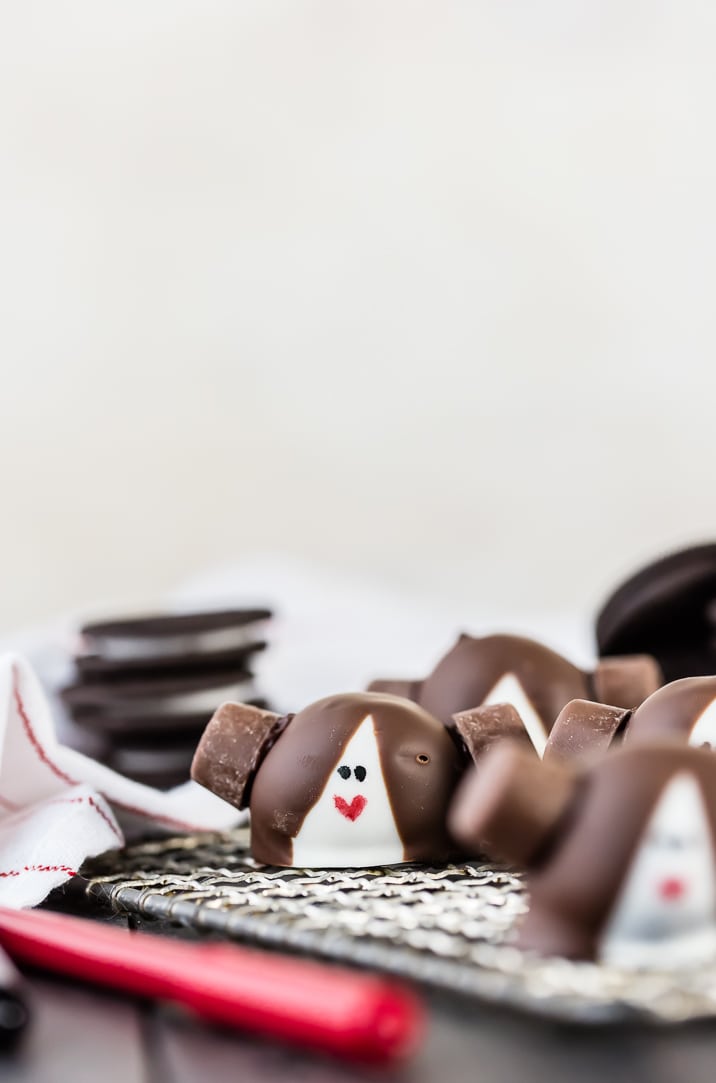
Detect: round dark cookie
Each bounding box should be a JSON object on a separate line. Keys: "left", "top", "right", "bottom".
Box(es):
{"left": 77, "top": 608, "right": 271, "bottom": 673}
{"left": 596, "top": 543, "right": 716, "bottom": 682}
{"left": 62, "top": 670, "right": 259, "bottom": 735}
{"left": 75, "top": 640, "right": 267, "bottom": 678}
{"left": 106, "top": 739, "right": 202, "bottom": 790}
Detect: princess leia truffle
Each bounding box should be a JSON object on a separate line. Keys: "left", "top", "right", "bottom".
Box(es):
{"left": 369, "top": 634, "right": 660, "bottom": 759}
{"left": 450, "top": 741, "right": 716, "bottom": 967}
{"left": 191, "top": 691, "right": 475, "bottom": 868}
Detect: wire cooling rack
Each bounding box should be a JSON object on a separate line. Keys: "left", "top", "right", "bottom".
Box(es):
{"left": 79, "top": 828, "right": 716, "bottom": 1025}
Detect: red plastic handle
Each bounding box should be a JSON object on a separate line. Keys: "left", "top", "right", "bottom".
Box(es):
{"left": 0, "top": 906, "right": 423, "bottom": 1062}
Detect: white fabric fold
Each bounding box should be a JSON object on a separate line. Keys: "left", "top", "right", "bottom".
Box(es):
{"left": 0, "top": 652, "right": 241, "bottom": 908}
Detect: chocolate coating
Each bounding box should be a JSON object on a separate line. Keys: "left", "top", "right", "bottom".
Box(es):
{"left": 450, "top": 745, "right": 576, "bottom": 868}
{"left": 596, "top": 543, "right": 716, "bottom": 682}
{"left": 369, "top": 634, "right": 660, "bottom": 743}
{"left": 625, "top": 676, "right": 716, "bottom": 748}
{"left": 450, "top": 741, "right": 716, "bottom": 963}
{"left": 192, "top": 692, "right": 466, "bottom": 867}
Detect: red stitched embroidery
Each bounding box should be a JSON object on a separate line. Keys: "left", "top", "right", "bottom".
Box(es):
{"left": 0, "top": 864, "right": 76, "bottom": 878}
{"left": 12, "top": 667, "right": 204, "bottom": 834}
{"left": 0, "top": 795, "right": 85, "bottom": 830}
{"left": 0, "top": 793, "right": 123, "bottom": 844}
{"left": 13, "top": 675, "right": 77, "bottom": 786}
{"left": 87, "top": 795, "right": 123, "bottom": 842}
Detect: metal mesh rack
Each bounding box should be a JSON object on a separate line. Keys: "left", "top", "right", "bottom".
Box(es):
{"left": 80, "top": 828, "right": 716, "bottom": 1025}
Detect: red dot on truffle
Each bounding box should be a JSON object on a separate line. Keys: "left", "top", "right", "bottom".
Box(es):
{"left": 659, "top": 877, "right": 686, "bottom": 901}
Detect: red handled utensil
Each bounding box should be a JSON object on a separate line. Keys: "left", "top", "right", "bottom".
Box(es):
{"left": 0, "top": 906, "right": 424, "bottom": 1062}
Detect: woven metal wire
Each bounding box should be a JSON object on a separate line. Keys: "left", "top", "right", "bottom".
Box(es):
{"left": 81, "top": 828, "right": 716, "bottom": 1024}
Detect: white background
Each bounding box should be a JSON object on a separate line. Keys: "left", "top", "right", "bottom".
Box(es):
{"left": 1, "top": 2, "right": 715, "bottom": 634}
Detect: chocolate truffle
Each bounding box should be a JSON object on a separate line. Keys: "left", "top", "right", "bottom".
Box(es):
{"left": 450, "top": 741, "right": 716, "bottom": 966}
{"left": 370, "top": 634, "right": 660, "bottom": 757}
{"left": 596, "top": 543, "right": 716, "bottom": 682}
{"left": 192, "top": 692, "right": 469, "bottom": 868}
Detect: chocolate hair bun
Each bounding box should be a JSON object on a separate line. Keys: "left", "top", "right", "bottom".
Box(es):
{"left": 543, "top": 699, "right": 632, "bottom": 765}
{"left": 450, "top": 741, "right": 716, "bottom": 967}
{"left": 596, "top": 543, "right": 716, "bottom": 682}
{"left": 370, "top": 634, "right": 660, "bottom": 758}
{"left": 541, "top": 675, "right": 716, "bottom": 764}
{"left": 192, "top": 692, "right": 474, "bottom": 868}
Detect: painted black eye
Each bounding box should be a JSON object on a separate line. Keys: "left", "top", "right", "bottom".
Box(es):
{"left": 337, "top": 765, "right": 351, "bottom": 780}
{"left": 354, "top": 765, "right": 367, "bottom": 782}
{"left": 416, "top": 754, "right": 430, "bottom": 765}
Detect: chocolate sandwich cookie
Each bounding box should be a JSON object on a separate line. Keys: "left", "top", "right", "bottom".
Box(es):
{"left": 370, "top": 634, "right": 660, "bottom": 758}
{"left": 106, "top": 738, "right": 203, "bottom": 790}
{"left": 191, "top": 692, "right": 484, "bottom": 868}
{"left": 77, "top": 609, "right": 270, "bottom": 676}
{"left": 450, "top": 740, "right": 716, "bottom": 966}
{"left": 62, "top": 670, "right": 260, "bottom": 735}
{"left": 75, "top": 641, "right": 267, "bottom": 678}
{"left": 63, "top": 605, "right": 272, "bottom": 792}
{"left": 596, "top": 543, "right": 716, "bottom": 682}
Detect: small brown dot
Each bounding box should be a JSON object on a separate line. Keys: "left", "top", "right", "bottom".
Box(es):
{"left": 416, "top": 754, "right": 430, "bottom": 764}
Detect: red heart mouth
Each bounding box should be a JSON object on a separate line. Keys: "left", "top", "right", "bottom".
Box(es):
{"left": 334, "top": 795, "right": 367, "bottom": 821}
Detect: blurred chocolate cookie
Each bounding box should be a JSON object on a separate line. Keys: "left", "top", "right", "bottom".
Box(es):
{"left": 107, "top": 737, "right": 210, "bottom": 790}
{"left": 63, "top": 607, "right": 272, "bottom": 790}
{"left": 77, "top": 608, "right": 270, "bottom": 676}
{"left": 62, "top": 670, "right": 260, "bottom": 733}
{"left": 596, "top": 543, "right": 716, "bottom": 682}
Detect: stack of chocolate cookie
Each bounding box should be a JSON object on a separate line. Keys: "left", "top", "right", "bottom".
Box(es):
{"left": 62, "top": 608, "right": 271, "bottom": 790}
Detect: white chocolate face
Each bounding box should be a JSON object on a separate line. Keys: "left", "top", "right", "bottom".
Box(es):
{"left": 599, "top": 772, "right": 716, "bottom": 968}
{"left": 290, "top": 714, "right": 404, "bottom": 868}
{"left": 482, "top": 673, "right": 547, "bottom": 757}
{"left": 689, "top": 698, "right": 716, "bottom": 749}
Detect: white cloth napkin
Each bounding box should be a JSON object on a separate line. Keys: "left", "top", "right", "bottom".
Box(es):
{"left": 0, "top": 652, "right": 241, "bottom": 908}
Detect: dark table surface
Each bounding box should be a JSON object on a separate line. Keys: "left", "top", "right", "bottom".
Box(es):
{"left": 4, "top": 915, "right": 716, "bottom": 1083}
